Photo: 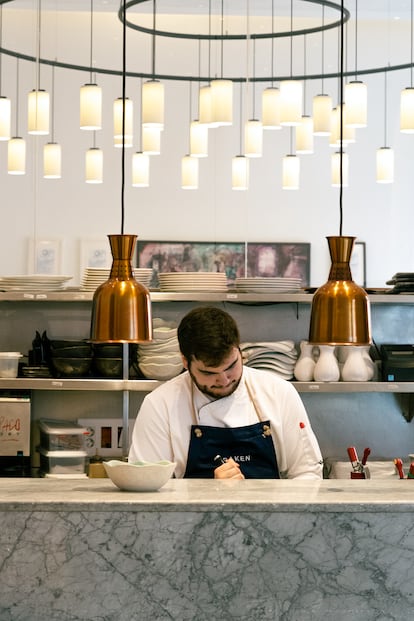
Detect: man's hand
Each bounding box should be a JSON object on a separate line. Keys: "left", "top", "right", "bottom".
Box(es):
{"left": 214, "top": 457, "right": 245, "bottom": 479}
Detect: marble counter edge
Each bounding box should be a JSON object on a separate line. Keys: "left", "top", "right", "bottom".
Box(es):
{"left": 1, "top": 478, "right": 414, "bottom": 513}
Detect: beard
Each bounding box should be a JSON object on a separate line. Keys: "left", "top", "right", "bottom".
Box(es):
{"left": 187, "top": 366, "right": 242, "bottom": 400}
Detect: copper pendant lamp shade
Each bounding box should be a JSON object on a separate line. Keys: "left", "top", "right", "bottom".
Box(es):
{"left": 90, "top": 234, "right": 152, "bottom": 343}
{"left": 309, "top": 236, "right": 371, "bottom": 346}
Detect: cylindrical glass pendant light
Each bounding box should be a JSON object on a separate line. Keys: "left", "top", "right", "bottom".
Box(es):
{"left": 114, "top": 97, "right": 133, "bottom": 142}
{"left": 244, "top": 119, "right": 263, "bottom": 158}
{"left": 232, "top": 155, "right": 249, "bottom": 190}
{"left": 190, "top": 120, "right": 208, "bottom": 157}
{"left": 330, "top": 106, "right": 355, "bottom": 147}
{"left": 0, "top": 95, "right": 11, "bottom": 140}
{"left": 400, "top": 87, "right": 414, "bottom": 133}
{"left": 262, "top": 87, "right": 281, "bottom": 130}
{"left": 181, "top": 155, "right": 198, "bottom": 189}
{"left": 28, "top": 89, "right": 49, "bottom": 135}
{"left": 8, "top": 137, "right": 26, "bottom": 174}
{"left": 296, "top": 115, "right": 314, "bottom": 154}
{"left": 376, "top": 147, "right": 394, "bottom": 183}
{"left": 132, "top": 152, "right": 150, "bottom": 187}
{"left": 312, "top": 93, "right": 332, "bottom": 135}
{"left": 142, "top": 80, "right": 164, "bottom": 130}
{"left": 210, "top": 79, "right": 233, "bottom": 126}
{"left": 199, "top": 84, "right": 217, "bottom": 127}
{"left": 331, "top": 151, "right": 349, "bottom": 187}
{"left": 344, "top": 81, "right": 367, "bottom": 128}
{"left": 85, "top": 146, "right": 103, "bottom": 183}
{"left": 282, "top": 154, "right": 300, "bottom": 189}
{"left": 142, "top": 126, "right": 161, "bottom": 155}
{"left": 80, "top": 83, "right": 102, "bottom": 130}
{"left": 280, "top": 80, "right": 302, "bottom": 126}
{"left": 43, "top": 142, "right": 61, "bottom": 178}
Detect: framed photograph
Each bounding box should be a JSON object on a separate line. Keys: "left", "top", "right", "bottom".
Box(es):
{"left": 80, "top": 238, "right": 112, "bottom": 278}
{"left": 350, "top": 241, "right": 366, "bottom": 287}
{"left": 27, "top": 239, "right": 62, "bottom": 275}
{"left": 245, "top": 242, "right": 310, "bottom": 286}
{"left": 137, "top": 240, "right": 311, "bottom": 287}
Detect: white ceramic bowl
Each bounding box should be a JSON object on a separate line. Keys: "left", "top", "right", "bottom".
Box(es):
{"left": 139, "top": 359, "right": 183, "bottom": 380}
{"left": 103, "top": 460, "right": 176, "bottom": 492}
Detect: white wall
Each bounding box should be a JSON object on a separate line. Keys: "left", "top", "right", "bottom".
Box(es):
{"left": 0, "top": 7, "right": 412, "bottom": 287}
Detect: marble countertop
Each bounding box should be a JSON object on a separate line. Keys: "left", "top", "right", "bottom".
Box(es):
{"left": 1, "top": 477, "right": 414, "bottom": 512}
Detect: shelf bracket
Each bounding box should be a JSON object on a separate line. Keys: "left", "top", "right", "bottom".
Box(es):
{"left": 397, "top": 393, "right": 414, "bottom": 423}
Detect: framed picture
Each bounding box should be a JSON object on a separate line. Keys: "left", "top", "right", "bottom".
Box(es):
{"left": 79, "top": 238, "right": 112, "bottom": 278}
{"left": 136, "top": 240, "right": 311, "bottom": 287}
{"left": 350, "top": 241, "right": 366, "bottom": 287}
{"left": 27, "top": 239, "right": 62, "bottom": 275}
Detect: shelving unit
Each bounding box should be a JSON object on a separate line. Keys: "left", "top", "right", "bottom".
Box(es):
{"left": 1, "top": 290, "right": 414, "bottom": 466}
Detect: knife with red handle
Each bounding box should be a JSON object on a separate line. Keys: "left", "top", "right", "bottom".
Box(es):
{"left": 347, "top": 446, "right": 361, "bottom": 472}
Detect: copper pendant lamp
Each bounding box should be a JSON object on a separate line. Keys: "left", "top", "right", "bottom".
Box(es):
{"left": 308, "top": 0, "right": 371, "bottom": 347}
{"left": 89, "top": 0, "right": 152, "bottom": 344}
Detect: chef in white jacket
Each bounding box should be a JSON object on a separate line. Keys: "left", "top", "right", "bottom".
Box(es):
{"left": 129, "top": 306, "right": 323, "bottom": 480}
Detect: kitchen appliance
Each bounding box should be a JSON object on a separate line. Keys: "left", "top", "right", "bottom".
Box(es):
{"left": 0, "top": 395, "right": 31, "bottom": 476}
{"left": 380, "top": 344, "right": 414, "bottom": 381}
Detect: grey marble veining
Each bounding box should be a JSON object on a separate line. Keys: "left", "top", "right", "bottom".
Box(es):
{"left": 1, "top": 479, "right": 414, "bottom": 620}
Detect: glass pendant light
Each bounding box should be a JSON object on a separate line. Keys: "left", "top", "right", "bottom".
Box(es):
{"left": 90, "top": 0, "right": 152, "bottom": 344}
{"left": 376, "top": 147, "right": 394, "bottom": 184}
{"left": 282, "top": 153, "right": 300, "bottom": 190}
{"left": 280, "top": 80, "right": 302, "bottom": 126}
{"left": 28, "top": 89, "right": 49, "bottom": 135}
{"left": 114, "top": 97, "right": 133, "bottom": 145}
{"left": 331, "top": 151, "right": 349, "bottom": 186}
{"left": 132, "top": 152, "right": 150, "bottom": 187}
{"left": 8, "top": 137, "right": 26, "bottom": 175}
{"left": 142, "top": 126, "right": 161, "bottom": 155}
{"left": 313, "top": 94, "right": 332, "bottom": 135}
{"left": 400, "top": 87, "right": 414, "bottom": 133}
{"left": 142, "top": 80, "right": 164, "bottom": 130}
{"left": 245, "top": 119, "right": 263, "bottom": 158}
{"left": 80, "top": 1, "right": 101, "bottom": 130}
{"left": 85, "top": 145, "right": 103, "bottom": 183}
{"left": 198, "top": 84, "right": 215, "bottom": 126}
{"left": 344, "top": 0, "right": 367, "bottom": 129}
{"left": 181, "top": 155, "right": 198, "bottom": 189}
{"left": 211, "top": 79, "right": 233, "bottom": 127}
{"left": 232, "top": 155, "right": 249, "bottom": 190}
{"left": 262, "top": 87, "right": 281, "bottom": 130}
{"left": 44, "top": 142, "right": 61, "bottom": 179}
{"left": 309, "top": 0, "right": 371, "bottom": 346}
{"left": 296, "top": 115, "right": 314, "bottom": 154}
{"left": 190, "top": 120, "right": 208, "bottom": 157}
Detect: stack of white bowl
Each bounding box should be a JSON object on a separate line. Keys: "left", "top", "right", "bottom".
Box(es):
{"left": 137, "top": 319, "right": 183, "bottom": 381}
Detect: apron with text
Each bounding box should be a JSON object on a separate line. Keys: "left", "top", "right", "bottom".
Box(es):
{"left": 184, "top": 380, "right": 280, "bottom": 479}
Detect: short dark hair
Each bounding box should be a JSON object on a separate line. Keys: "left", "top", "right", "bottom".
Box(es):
{"left": 178, "top": 306, "right": 240, "bottom": 367}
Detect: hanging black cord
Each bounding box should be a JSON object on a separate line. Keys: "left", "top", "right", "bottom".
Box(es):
{"left": 151, "top": 0, "right": 156, "bottom": 77}
{"left": 121, "top": 0, "right": 126, "bottom": 234}
{"left": 89, "top": 0, "right": 93, "bottom": 83}
{"left": 339, "top": 0, "right": 344, "bottom": 236}
{"left": 354, "top": 0, "right": 358, "bottom": 80}
{"left": 411, "top": 0, "right": 413, "bottom": 87}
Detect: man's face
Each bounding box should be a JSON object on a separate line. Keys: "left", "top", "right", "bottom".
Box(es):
{"left": 183, "top": 346, "right": 243, "bottom": 399}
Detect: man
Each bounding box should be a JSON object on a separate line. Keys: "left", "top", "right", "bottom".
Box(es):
{"left": 129, "top": 306, "right": 323, "bottom": 479}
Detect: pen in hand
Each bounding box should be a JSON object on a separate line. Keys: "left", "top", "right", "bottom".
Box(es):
{"left": 213, "top": 454, "right": 227, "bottom": 466}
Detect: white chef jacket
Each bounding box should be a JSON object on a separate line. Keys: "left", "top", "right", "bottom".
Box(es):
{"left": 129, "top": 365, "right": 323, "bottom": 479}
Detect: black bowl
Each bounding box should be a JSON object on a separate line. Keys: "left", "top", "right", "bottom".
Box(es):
{"left": 93, "top": 357, "right": 125, "bottom": 378}
{"left": 50, "top": 357, "right": 92, "bottom": 378}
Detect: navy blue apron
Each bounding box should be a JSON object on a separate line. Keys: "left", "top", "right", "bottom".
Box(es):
{"left": 183, "top": 380, "right": 280, "bottom": 479}
{"left": 184, "top": 420, "right": 279, "bottom": 478}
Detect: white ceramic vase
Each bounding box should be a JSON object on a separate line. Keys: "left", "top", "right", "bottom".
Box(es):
{"left": 313, "top": 345, "right": 340, "bottom": 382}
{"left": 294, "top": 341, "right": 316, "bottom": 381}
{"left": 341, "top": 346, "right": 371, "bottom": 382}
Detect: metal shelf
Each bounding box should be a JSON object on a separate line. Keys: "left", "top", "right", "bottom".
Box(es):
{"left": 0, "top": 290, "right": 413, "bottom": 304}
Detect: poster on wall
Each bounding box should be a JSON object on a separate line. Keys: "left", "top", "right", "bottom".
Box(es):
{"left": 136, "top": 240, "right": 310, "bottom": 288}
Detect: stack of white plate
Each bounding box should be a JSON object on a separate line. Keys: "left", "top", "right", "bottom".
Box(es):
{"left": 0, "top": 274, "right": 73, "bottom": 291}
{"left": 241, "top": 340, "right": 298, "bottom": 380}
{"left": 137, "top": 319, "right": 183, "bottom": 381}
{"left": 234, "top": 277, "right": 302, "bottom": 294}
{"left": 81, "top": 267, "right": 153, "bottom": 291}
{"left": 158, "top": 272, "right": 228, "bottom": 292}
